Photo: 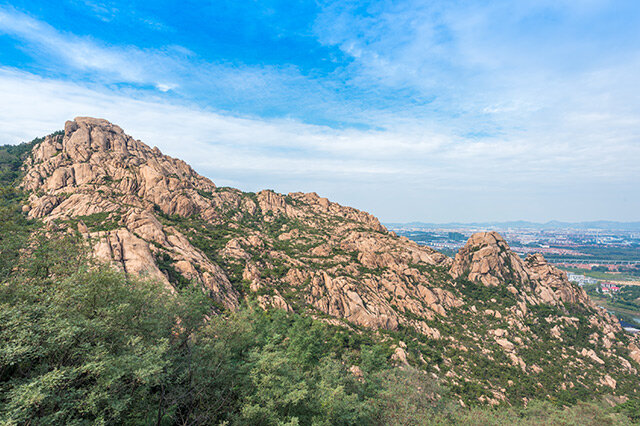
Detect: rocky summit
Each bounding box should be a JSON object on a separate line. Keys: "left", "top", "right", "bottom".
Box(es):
{"left": 14, "top": 117, "right": 640, "bottom": 404}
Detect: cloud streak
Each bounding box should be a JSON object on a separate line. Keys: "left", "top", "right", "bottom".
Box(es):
{"left": 0, "top": 6, "right": 179, "bottom": 89}
{"left": 0, "top": 6, "right": 363, "bottom": 126}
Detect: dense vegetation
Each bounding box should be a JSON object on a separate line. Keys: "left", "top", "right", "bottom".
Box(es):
{"left": 0, "top": 138, "right": 44, "bottom": 186}
{"left": 584, "top": 282, "right": 640, "bottom": 324}
{"left": 1, "top": 230, "right": 638, "bottom": 424}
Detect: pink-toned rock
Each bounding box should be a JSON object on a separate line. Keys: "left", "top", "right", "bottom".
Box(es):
{"left": 93, "top": 229, "right": 167, "bottom": 284}
{"left": 629, "top": 344, "right": 640, "bottom": 365}
{"left": 451, "top": 232, "right": 529, "bottom": 287}
{"left": 392, "top": 346, "right": 409, "bottom": 365}
{"left": 600, "top": 375, "right": 617, "bottom": 389}
{"left": 581, "top": 348, "right": 605, "bottom": 365}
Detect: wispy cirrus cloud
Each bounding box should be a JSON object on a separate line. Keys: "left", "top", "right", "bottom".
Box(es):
{"left": 0, "top": 6, "right": 366, "bottom": 126}
{"left": 0, "top": 6, "right": 189, "bottom": 92}
{"left": 312, "top": 0, "right": 640, "bottom": 178}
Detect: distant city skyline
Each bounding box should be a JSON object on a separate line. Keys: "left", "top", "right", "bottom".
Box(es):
{"left": 1, "top": 1, "right": 639, "bottom": 222}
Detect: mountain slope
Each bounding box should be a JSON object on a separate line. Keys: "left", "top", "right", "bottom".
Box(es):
{"left": 17, "top": 117, "right": 640, "bottom": 404}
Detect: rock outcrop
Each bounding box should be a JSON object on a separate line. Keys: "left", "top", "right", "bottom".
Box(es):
{"left": 20, "top": 117, "right": 453, "bottom": 319}
{"left": 451, "top": 232, "right": 528, "bottom": 286}
{"left": 451, "top": 232, "right": 599, "bottom": 309}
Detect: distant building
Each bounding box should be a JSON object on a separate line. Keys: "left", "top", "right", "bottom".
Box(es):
{"left": 600, "top": 282, "right": 621, "bottom": 293}
{"left": 566, "top": 273, "right": 598, "bottom": 285}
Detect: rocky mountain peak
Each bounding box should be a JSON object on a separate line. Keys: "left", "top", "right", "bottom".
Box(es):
{"left": 12, "top": 118, "right": 640, "bottom": 404}
{"left": 19, "top": 117, "right": 441, "bottom": 314}
{"left": 466, "top": 230, "right": 508, "bottom": 247}
{"left": 67, "top": 116, "right": 124, "bottom": 133}
{"left": 62, "top": 117, "right": 132, "bottom": 157}
{"left": 450, "top": 231, "right": 600, "bottom": 310}
{"left": 22, "top": 116, "right": 218, "bottom": 219}
{"left": 450, "top": 231, "right": 529, "bottom": 287}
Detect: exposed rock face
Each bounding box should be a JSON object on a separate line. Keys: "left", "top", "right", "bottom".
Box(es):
{"left": 22, "top": 117, "right": 238, "bottom": 307}
{"left": 21, "top": 117, "right": 454, "bottom": 320}
{"left": 93, "top": 228, "right": 166, "bottom": 283}
{"left": 524, "top": 253, "right": 593, "bottom": 306}
{"left": 24, "top": 117, "right": 218, "bottom": 220}
{"left": 19, "top": 117, "right": 640, "bottom": 404}
{"left": 451, "top": 232, "right": 599, "bottom": 309}
{"left": 451, "top": 232, "right": 528, "bottom": 287}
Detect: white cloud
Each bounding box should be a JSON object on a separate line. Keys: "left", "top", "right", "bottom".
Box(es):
{"left": 0, "top": 7, "right": 157, "bottom": 84}
{"left": 1, "top": 67, "right": 638, "bottom": 222}
{"left": 0, "top": 6, "right": 345, "bottom": 121}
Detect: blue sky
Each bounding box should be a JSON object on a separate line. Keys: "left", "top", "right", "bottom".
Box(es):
{"left": 0, "top": 0, "right": 639, "bottom": 222}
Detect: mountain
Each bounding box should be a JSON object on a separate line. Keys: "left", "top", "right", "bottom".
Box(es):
{"left": 12, "top": 117, "right": 640, "bottom": 405}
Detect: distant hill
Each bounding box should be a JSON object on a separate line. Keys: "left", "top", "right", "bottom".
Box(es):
{"left": 386, "top": 220, "right": 640, "bottom": 231}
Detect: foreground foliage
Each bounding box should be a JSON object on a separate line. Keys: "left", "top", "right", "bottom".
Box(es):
{"left": 0, "top": 232, "right": 637, "bottom": 425}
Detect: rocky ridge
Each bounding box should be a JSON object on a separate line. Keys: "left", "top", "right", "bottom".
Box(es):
{"left": 18, "top": 117, "right": 640, "bottom": 404}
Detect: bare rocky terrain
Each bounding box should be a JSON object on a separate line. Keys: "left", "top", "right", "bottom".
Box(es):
{"left": 17, "top": 117, "right": 640, "bottom": 404}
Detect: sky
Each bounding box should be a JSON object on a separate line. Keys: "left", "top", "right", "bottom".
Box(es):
{"left": 0, "top": 0, "right": 639, "bottom": 222}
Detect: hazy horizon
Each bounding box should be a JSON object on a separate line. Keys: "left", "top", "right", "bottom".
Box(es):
{"left": 386, "top": 219, "right": 640, "bottom": 224}
{"left": 1, "top": 1, "right": 639, "bottom": 223}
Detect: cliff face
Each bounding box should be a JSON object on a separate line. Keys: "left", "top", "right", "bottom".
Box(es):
{"left": 451, "top": 232, "right": 595, "bottom": 307}
{"left": 21, "top": 117, "right": 455, "bottom": 328}
{"left": 19, "top": 117, "right": 640, "bottom": 404}
{"left": 23, "top": 117, "right": 240, "bottom": 308}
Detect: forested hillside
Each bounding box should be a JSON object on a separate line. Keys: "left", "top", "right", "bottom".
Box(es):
{"left": 1, "top": 193, "right": 638, "bottom": 424}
